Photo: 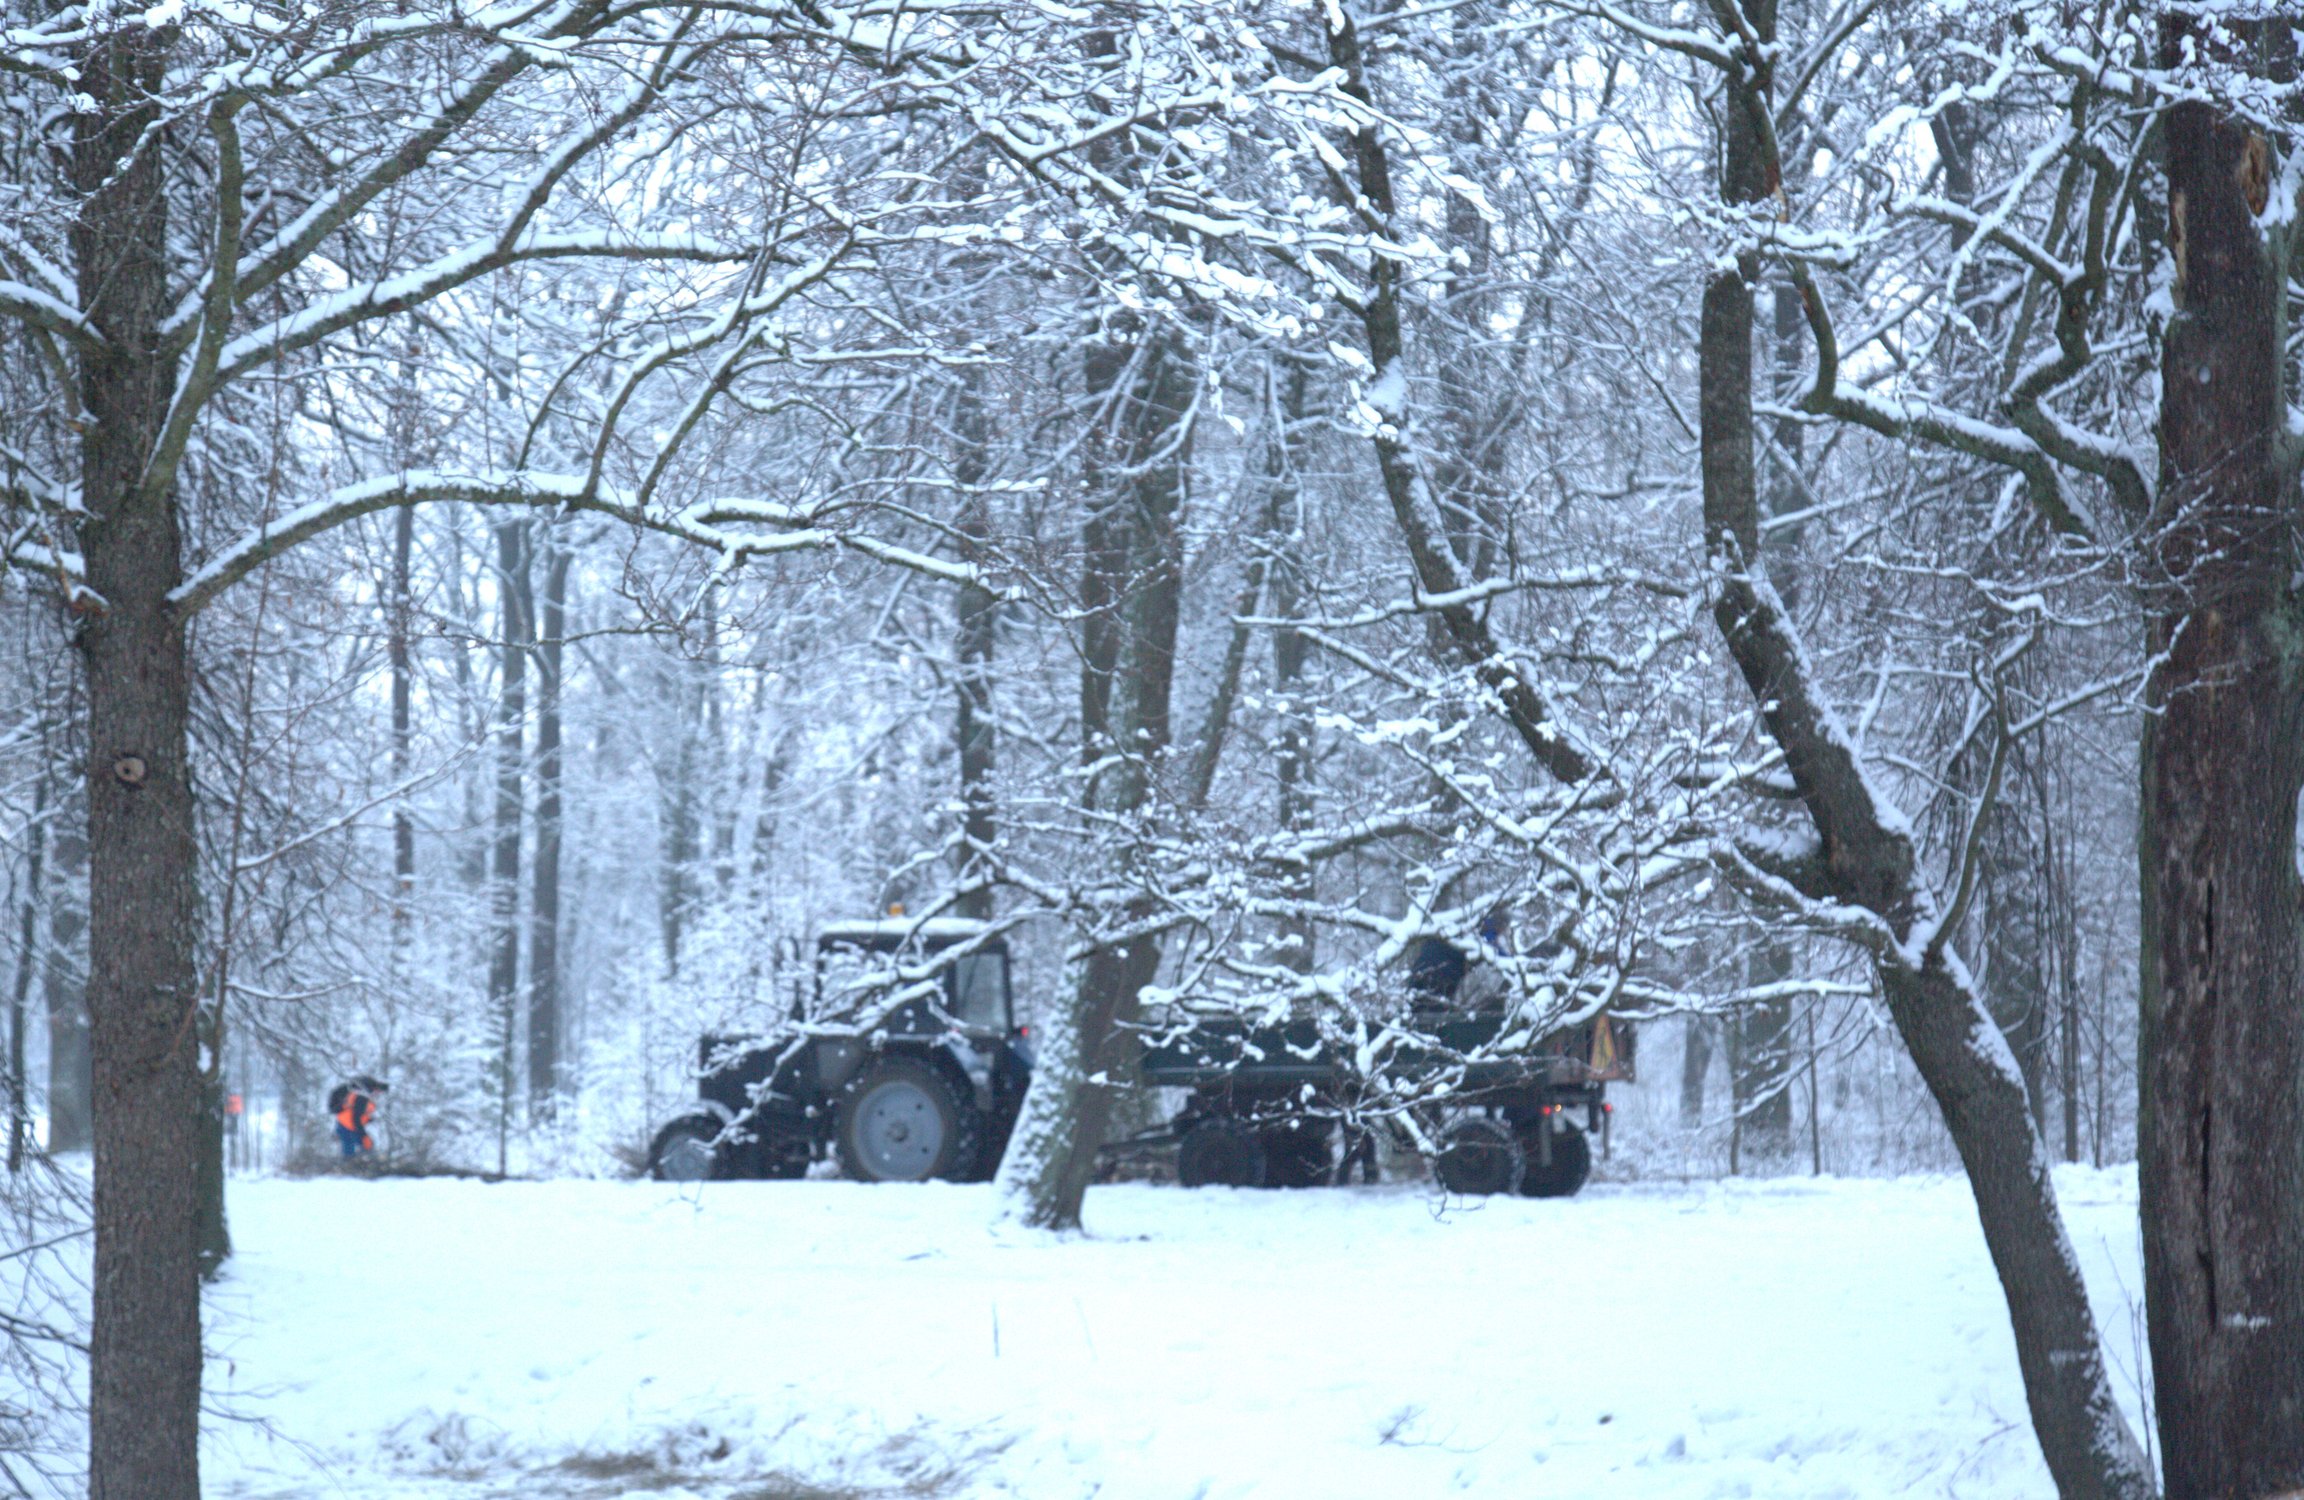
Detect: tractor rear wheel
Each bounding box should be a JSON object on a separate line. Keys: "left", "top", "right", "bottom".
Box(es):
{"left": 1519, "top": 1121, "right": 1592, "bottom": 1198}
{"left": 836, "top": 1057, "right": 976, "bottom": 1182}
{"left": 1260, "top": 1122, "right": 1334, "bottom": 1189}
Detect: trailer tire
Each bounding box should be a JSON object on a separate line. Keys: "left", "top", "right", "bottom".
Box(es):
{"left": 1177, "top": 1118, "right": 1268, "bottom": 1189}
{"left": 1435, "top": 1116, "right": 1525, "bottom": 1196}
{"left": 1519, "top": 1121, "right": 1592, "bottom": 1198}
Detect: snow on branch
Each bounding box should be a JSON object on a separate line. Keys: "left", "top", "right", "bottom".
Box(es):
{"left": 166, "top": 469, "right": 987, "bottom": 618}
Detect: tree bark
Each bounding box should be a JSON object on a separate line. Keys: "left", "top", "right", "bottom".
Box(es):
{"left": 7, "top": 770, "right": 45, "bottom": 1171}
{"left": 657, "top": 653, "right": 700, "bottom": 976}
{"left": 42, "top": 795, "right": 91, "bottom": 1155}
{"left": 995, "top": 321, "right": 1194, "bottom": 1231}
{"left": 488, "top": 518, "right": 529, "bottom": 1172}
{"left": 527, "top": 535, "right": 567, "bottom": 1116}
{"left": 952, "top": 364, "right": 999, "bottom": 921}
{"left": 1266, "top": 362, "right": 1315, "bottom": 974}
{"left": 73, "top": 17, "right": 203, "bottom": 1496}
{"left": 389, "top": 499, "right": 415, "bottom": 969}
{"left": 2138, "top": 19, "right": 2304, "bottom": 1494}
{"left": 1680, "top": 1016, "right": 1715, "bottom": 1124}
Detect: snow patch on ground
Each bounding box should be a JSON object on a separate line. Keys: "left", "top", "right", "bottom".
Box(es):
{"left": 200, "top": 1167, "right": 2149, "bottom": 1498}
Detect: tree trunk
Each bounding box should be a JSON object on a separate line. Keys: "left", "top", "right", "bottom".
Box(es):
{"left": 2138, "top": 21, "right": 2304, "bottom": 1494}
{"left": 389, "top": 499, "right": 415, "bottom": 970}
{"left": 7, "top": 769, "right": 45, "bottom": 1171}
{"left": 73, "top": 18, "right": 203, "bottom": 1496}
{"left": 1732, "top": 278, "right": 1813, "bottom": 1157}
{"left": 527, "top": 536, "right": 567, "bottom": 1116}
{"left": 995, "top": 321, "right": 1194, "bottom": 1231}
{"left": 42, "top": 795, "right": 91, "bottom": 1155}
{"left": 488, "top": 518, "right": 529, "bottom": 1173}
{"left": 1266, "top": 362, "right": 1315, "bottom": 974}
{"left": 1734, "top": 945, "right": 1795, "bottom": 1155}
{"left": 952, "top": 364, "right": 999, "bottom": 921}
{"left": 1696, "top": 2, "right": 2152, "bottom": 1493}
{"left": 195, "top": 1074, "right": 229, "bottom": 1277}
{"left": 657, "top": 655, "right": 700, "bottom": 976}
{"left": 1680, "top": 1016, "right": 1715, "bottom": 1125}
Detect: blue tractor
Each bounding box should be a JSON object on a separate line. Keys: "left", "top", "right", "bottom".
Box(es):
{"left": 647, "top": 919, "right": 1032, "bottom": 1183}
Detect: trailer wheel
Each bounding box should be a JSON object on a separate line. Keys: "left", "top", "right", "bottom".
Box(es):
{"left": 1177, "top": 1118, "right": 1268, "bottom": 1188}
{"left": 1260, "top": 1122, "right": 1333, "bottom": 1189}
{"left": 836, "top": 1057, "right": 973, "bottom": 1182}
{"left": 648, "top": 1114, "right": 728, "bottom": 1182}
{"left": 1435, "top": 1117, "right": 1525, "bottom": 1196}
{"left": 1519, "top": 1121, "right": 1592, "bottom": 1198}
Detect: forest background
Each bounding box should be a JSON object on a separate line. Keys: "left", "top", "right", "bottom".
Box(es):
{"left": 0, "top": 1, "right": 2298, "bottom": 1497}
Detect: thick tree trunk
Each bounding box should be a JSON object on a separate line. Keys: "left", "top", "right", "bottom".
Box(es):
{"left": 995, "top": 323, "right": 1193, "bottom": 1230}
{"left": 2138, "top": 26, "right": 2304, "bottom": 1494}
{"left": 73, "top": 18, "right": 203, "bottom": 1496}
{"left": 527, "top": 537, "right": 567, "bottom": 1115}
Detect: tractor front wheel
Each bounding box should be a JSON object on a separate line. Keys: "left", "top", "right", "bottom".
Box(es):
{"left": 647, "top": 1114, "right": 728, "bottom": 1182}
{"left": 1434, "top": 1117, "right": 1525, "bottom": 1196}
{"left": 1177, "top": 1118, "right": 1268, "bottom": 1188}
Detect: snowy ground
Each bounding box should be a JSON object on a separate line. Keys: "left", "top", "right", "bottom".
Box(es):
{"left": 201, "top": 1168, "right": 2152, "bottom": 1500}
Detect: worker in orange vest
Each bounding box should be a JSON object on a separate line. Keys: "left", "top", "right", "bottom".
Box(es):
{"left": 327, "top": 1076, "right": 387, "bottom": 1158}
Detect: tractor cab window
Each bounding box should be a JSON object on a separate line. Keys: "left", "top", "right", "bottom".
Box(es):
{"left": 947, "top": 951, "right": 1009, "bottom": 1031}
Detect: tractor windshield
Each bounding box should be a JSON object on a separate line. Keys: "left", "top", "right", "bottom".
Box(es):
{"left": 948, "top": 951, "right": 1009, "bottom": 1031}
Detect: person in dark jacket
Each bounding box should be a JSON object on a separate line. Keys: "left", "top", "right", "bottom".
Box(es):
{"left": 327, "top": 1076, "right": 387, "bottom": 1158}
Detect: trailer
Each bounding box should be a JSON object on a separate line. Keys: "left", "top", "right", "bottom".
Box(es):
{"left": 1133, "top": 999, "right": 1633, "bottom": 1198}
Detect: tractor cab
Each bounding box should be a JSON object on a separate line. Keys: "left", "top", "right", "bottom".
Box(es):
{"left": 812, "top": 918, "right": 1018, "bottom": 1040}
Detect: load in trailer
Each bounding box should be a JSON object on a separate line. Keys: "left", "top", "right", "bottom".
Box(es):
{"left": 646, "top": 919, "right": 1032, "bottom": 1183}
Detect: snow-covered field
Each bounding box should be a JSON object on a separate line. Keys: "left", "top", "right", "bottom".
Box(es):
{"left": 202, "top": 1169, "right": 2152, "bottom": 1500}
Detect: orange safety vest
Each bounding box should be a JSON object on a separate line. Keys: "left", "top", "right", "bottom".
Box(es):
{"left": 336, "top": 1091, "right": 371, "bottom": 1132}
